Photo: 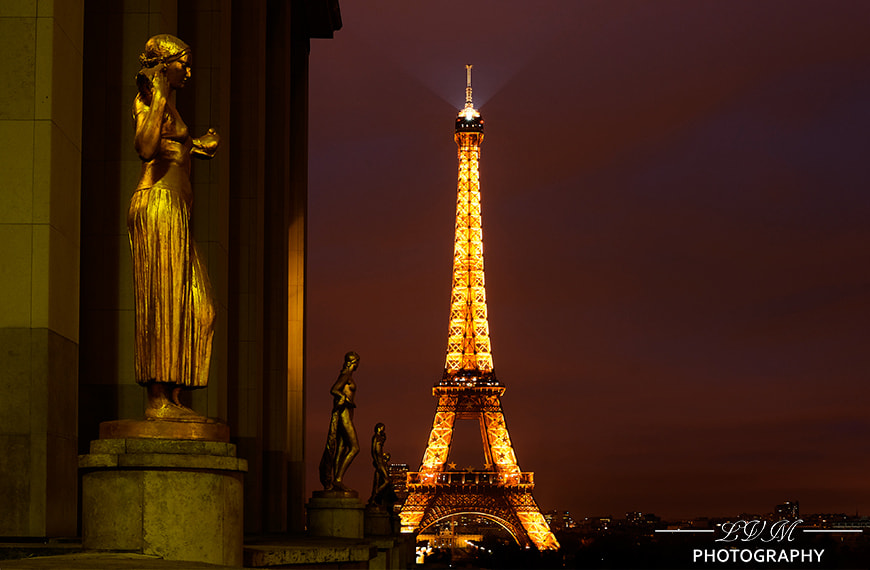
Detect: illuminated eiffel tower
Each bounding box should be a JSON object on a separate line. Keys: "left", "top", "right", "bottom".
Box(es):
{"left": 399, "top": 66, "right": 559, "bottom": 551}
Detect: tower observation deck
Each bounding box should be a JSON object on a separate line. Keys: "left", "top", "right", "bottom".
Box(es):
{"left": 399, "top": 65, "right": 559, "bottom": 551}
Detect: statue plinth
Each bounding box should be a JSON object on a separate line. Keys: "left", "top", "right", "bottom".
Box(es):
{"left": 364, "top": 505, "right": 396, "bottom": 536}
{"left": 307, "top": 490, "right": 365, "bottom": 539}
{"left": 313, "top": 488, "right": 359, "bottom": 499}
{"left": 79, "top": 437, "right": 247, "bottom": 566}
{"left": 99, "top": 417, "right": 230, "bottom": 442}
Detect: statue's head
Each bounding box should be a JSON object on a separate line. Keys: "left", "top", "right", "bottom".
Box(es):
{"left": 374, "top": 422, "right": 385, "bottom": 434}
{"left": 137, "top": 34, "right": 191, "bottom": 92}
{"left": 139, "top": 34, "right": 189, "bottom": 68}
{"left": 344, "top": 351, "right": 360, "bottom": 370}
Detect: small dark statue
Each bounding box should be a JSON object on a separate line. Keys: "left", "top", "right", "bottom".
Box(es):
{"left": 318, "top": 352, "right": 360, "bottom": 493}
{"left": 367, "top": 422, "right": 398, "bottom": 511}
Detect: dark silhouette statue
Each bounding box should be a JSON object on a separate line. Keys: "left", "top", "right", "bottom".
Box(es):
{"left": 319, "top": 351, "right": 360, "bottom": 493}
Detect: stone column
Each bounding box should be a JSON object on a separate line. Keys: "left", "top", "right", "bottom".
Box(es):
{"left": 0, "top": 0, "right": 84, "bottom": 537}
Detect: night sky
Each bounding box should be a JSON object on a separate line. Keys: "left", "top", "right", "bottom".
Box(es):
{"left": 304, "top": 2, "right": 870, "bottom": 520}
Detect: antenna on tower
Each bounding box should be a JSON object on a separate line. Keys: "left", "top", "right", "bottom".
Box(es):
{"left": 456, "top": 64, "right": 482, "bottom": 127}
{"left": 465, "top": 64, "right": 473, "bottom": 108}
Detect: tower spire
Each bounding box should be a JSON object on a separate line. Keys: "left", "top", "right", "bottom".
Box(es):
{"left": 465, "top": 63, "right": 474, "bottom": 109}
{"left": 447, "top": 63, "right": 490, "bottom": 383}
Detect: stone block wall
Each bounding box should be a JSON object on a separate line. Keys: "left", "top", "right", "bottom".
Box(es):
{"left": 0, "top": 0, "right": 84, "bottom": 537}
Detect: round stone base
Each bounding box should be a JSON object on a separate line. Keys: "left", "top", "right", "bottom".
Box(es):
{"left": 100, "top": 418, "right": 230, "bottom": 442}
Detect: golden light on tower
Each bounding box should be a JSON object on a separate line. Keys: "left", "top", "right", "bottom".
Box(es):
{"left": 444, "top": 63, "right": 494, "bottom": 380}
{"left": 400, "top": 65, "right": 559, "bottom": 552}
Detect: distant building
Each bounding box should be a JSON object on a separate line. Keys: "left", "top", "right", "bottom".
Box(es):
{"left": 417, "top": 524, "right": 483, "bottom": 550}
{"left": 389, "top": 463, "right": 410, "bottom": 501}
{"left": 544, "top": 510, "right": 577, "bottom": 531}
{"left": 580, "top": 516, "right": 612, "bottom": 531}
{"left": 563, "top": 511, "right": 577, "bottom": 529}
{"left": 776, "top": 501, "right": 800, "bottom": 519}
{"left": 626, "top": 512, "right": 660, "bottom": 525}
{"left": 833, "top": 517, "right": 870, "bottom": 529}
{"left": 686, "top": 518, "right": 715, "bottom": 530}
{"left": 804, "top": 512, "right": 850, "bottom": 526}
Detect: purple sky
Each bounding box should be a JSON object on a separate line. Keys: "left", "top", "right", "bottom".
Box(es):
{"left": 304, "top": 1, "right": 870, "bottom": 520}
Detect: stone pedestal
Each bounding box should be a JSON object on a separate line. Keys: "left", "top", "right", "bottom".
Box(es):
{"left": 364, "top": 507, "right": 393, "bottom": 536}
{"left": 99, "top": 418, "right": 231, "bottom": 442}
{"left": 79, "top": 437, "right": 248, "bottom": 567}
{"left": 306, "top": 491, "right": 365, "bottom": 539}
{"left": 364, "top": 507, "right": 408, "bottom": 569}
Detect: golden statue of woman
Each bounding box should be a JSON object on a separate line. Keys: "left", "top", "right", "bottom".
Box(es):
{"left": 128, "top": 34, "right": 219, "bottom": 420}
{"left": 319, "top": 352, "right": 361, "bottom": 493}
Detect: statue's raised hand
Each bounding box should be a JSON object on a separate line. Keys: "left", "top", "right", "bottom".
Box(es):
{"left": 136, "top": 65, "right": 170, "bottom": 103}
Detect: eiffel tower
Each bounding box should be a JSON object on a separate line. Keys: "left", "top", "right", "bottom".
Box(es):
{"left": 399, "top": 66, "right": 559, "bottom": 551}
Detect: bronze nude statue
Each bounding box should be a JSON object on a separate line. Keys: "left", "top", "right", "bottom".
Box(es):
{"left": 367, "top": 422, "right": 396, "bottom": 510}
{"left": 128, "top": 34, "right": 219, "bottom": 420}
{"left": 319, "top": 352, "right": 361, "bottom": 493}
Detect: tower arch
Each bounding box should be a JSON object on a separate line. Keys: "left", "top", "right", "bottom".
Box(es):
{"left": 419, "top": 510, "right": 526, "bottom": 548}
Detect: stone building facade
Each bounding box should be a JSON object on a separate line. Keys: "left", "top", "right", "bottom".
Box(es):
{"left": 0, "top": 0, "right": 340, "bottom": 538}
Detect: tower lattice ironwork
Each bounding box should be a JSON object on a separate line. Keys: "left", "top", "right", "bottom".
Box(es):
{"left": 399, "top": 65, "right": 559, "bottom": 551}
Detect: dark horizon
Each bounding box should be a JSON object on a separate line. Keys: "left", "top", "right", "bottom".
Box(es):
{"left": 304, "top": 1, "right": 870, "bottom": 522}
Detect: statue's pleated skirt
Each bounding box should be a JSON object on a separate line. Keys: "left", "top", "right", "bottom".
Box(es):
{"left": 128, "top": 183, "right": 215, "bottom": 387}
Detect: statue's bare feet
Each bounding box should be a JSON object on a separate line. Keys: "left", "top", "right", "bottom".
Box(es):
{"left": 145, "top": 382, "right": 212, "bottom": 422}
{"left": 171, "top": 385, "right": 185, "bottom": 407}
{"left": 144, "top": 401, "right": 203, "bottom": 420}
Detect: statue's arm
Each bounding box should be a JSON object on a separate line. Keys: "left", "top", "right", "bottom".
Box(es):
{"left": 133, "top": 74, "right": 168, "bottom": 161}
{"left": 191, "top": 128, "right": 220, "bottom": 159}
{"left": 330, "top": 372, "right": 349, "bottom": 405}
